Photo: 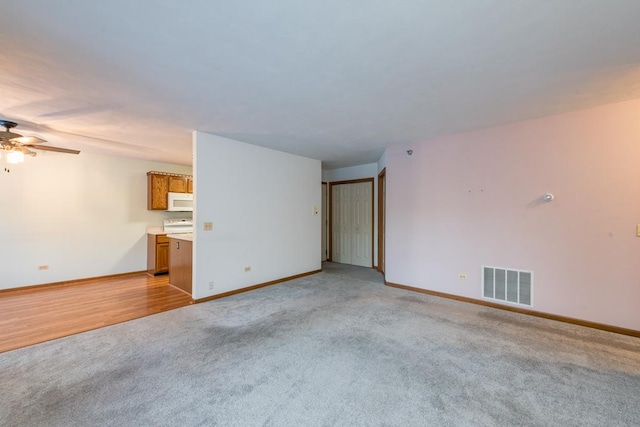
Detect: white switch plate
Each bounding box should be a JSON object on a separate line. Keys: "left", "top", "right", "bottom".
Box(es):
{"left": 313, "top": 206, "right": 319, "bottom": 216}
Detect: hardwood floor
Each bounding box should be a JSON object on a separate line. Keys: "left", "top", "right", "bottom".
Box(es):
{"left": 0, "top": 273, "right": 193, "bottom": 353}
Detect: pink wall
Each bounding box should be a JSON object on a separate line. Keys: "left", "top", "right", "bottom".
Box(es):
{"left": 386, "top": 99, "right": 640, "bottom": 330}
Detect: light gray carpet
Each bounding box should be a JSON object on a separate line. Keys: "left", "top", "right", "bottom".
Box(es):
{"left": 2, "top": 263, "right": 639, "bottom": 426}
{"left": 321, "top": 261, "right": 385, "bottom": 284}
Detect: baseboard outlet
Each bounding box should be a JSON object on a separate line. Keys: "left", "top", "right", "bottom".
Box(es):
{"left": 195, "top": 269, "right": 322, "bottom": 304}
{"left": 0, "top": 271, "right": 149, "bottom": 294}
{"left": 385, "top": 281, "right": 640, "bottom": 339}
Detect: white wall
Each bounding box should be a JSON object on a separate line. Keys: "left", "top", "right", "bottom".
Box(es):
{"left": 386, "top": 98, "right": 640, "bottom": 330}
{"left": 193, "top": 132, "right": 321, "bottom": 300}
{"left": 0, "top": 151, "right": 192, "bottom": 290}
{"left": 377, "top": 149, "right": 387, "bottom": 174}
{"left": 323, "top": 163, "right": 379, "bottom": 266}
{"left": 323, "top": 163, "right": 378, "bottom": 183}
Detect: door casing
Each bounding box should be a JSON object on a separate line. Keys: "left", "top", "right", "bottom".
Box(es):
{"left": 377, "top": 168, "right": 386, "bottom": 274}
{"left": 321, "top": 182, "right": 328, "bottom": 261}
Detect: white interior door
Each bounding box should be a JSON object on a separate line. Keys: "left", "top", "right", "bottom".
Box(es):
{"left": 331, "top": 181, "right": 373, "bottom": 267}
{"left": 351, "top": 182, "right": 372, "bottom": 267}
{"left": 338, "top": 185, "right": 352, "bottom": 263}
{"left": 331, "top": 185, "right": 342, "bottom": 262}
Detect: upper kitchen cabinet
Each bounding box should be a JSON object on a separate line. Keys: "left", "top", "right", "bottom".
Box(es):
{"left": 148, "top": 173, "right": 169, "bottom": 210}
{"left": 147, "top": 171, "right": 193, "bottom": 210}
{"left": 169, "top": 175, "right": 187, "bottom": 193}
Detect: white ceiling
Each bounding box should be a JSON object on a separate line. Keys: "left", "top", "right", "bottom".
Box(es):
{"left": 1, "top": 0, "right": 640, "bottom": 168}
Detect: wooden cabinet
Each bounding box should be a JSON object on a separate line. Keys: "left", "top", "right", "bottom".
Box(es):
{"left": 169, "top": 175, "right": 187, "bottom": 193}
{"left": 147, "top": 173, "right": 169, "bottom": 210}
{"left": 169, "top": 237, "right": 192, "bottom": 295}
{"left": 147, "top": 171, "right": 193, "bottom": 210}
{"left": 147, "top": 234, "right": 170, "bottom": 275}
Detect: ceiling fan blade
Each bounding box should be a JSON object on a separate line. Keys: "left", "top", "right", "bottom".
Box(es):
{"left": 12, "top": 136, "right": 46, "bottom": 145}
{"left": 17, "top": 146, "right": 37, "bottom": 156}
{"left": 30, "top": 145, "right": 80, "bottom": 154}
{"left": 0, "top": 130, "right": 23, "bottom": 140}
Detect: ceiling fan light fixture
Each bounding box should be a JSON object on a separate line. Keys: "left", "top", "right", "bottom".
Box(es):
{"left": 1, "top": 119, "right": 79, "bottom": 173}
{"left": 6, "top": 150, "right": 25, "bottom": 164}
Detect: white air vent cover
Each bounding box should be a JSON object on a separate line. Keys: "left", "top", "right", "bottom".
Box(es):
{"left": 482, "top": 266, "right": 533, "bottom": 307}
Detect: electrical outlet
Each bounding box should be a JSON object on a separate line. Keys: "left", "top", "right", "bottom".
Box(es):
{"left": 244, "top": 266, "right": 251, "bottom": 273}
{"left": 204, "top": 222, "right": 213, "bottom": 231}
{"left": 38, "top": 265, "right": 49, "bottom": 271}
{"left": 208, "top": 281, "right": 214, "bottom": 290}
{"left": 457, "top": 273, "right": 467, "bottom": 280}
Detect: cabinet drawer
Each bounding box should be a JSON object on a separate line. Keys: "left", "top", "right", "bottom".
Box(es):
{"left": 156, "top": 235, "right": 169, "bottom": 244}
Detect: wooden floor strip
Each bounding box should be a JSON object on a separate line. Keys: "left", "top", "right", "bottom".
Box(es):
{"left": 0, "top": 273, "right": 193, "bottom": 353}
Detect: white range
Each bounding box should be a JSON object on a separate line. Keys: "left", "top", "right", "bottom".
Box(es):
{"left": 163, "top": 218, "right": 193, "bottom": 234}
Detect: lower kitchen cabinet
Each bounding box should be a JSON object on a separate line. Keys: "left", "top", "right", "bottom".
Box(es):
{"left": 147, "top": 234, "right": 169, "bottom": 275}
{"left": 169, "top": 237, "right": 192, "bottom": 295}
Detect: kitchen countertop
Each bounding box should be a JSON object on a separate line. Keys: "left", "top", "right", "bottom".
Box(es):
{"left": 146, "top": 226, "right": 165, "bottom": 235}
{"left": 167, "top": 233, "right": 193, "bottom": 242}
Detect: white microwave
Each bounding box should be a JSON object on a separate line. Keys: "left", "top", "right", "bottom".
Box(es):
{"left": 167, "top": 192, "right": 193, "bottom": 211}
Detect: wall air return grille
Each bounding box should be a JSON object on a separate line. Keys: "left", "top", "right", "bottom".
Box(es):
{"left": 482, "top": 266, "right": 533, "bottom": 307}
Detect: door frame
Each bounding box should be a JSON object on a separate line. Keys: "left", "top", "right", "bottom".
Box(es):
{"left": 377, "top": 168, "right": 386, "bottom": 274}
{"left": 328, "top": 178, "right": 375, "bottom": 267}
{"left": 321, "top": 182, "right": 328, "bottom": 261}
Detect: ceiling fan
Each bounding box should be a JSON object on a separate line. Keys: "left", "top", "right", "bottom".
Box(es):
{"left": 1, "top": 119, "right": 80, "bottom": 172}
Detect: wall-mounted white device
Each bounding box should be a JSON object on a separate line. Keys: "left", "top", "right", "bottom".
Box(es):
{"left": 167, "top": 192, "right": 194, "bottom": 211}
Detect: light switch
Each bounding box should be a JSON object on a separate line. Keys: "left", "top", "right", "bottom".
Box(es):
{"left": 637, "top": 224, "right": 640, "bottom": 237}
{"left": 204, "top": 222, "right": 213, "bottom": 231}
{"left": 313, "top": 206, "right": 319, "bottom": 216}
